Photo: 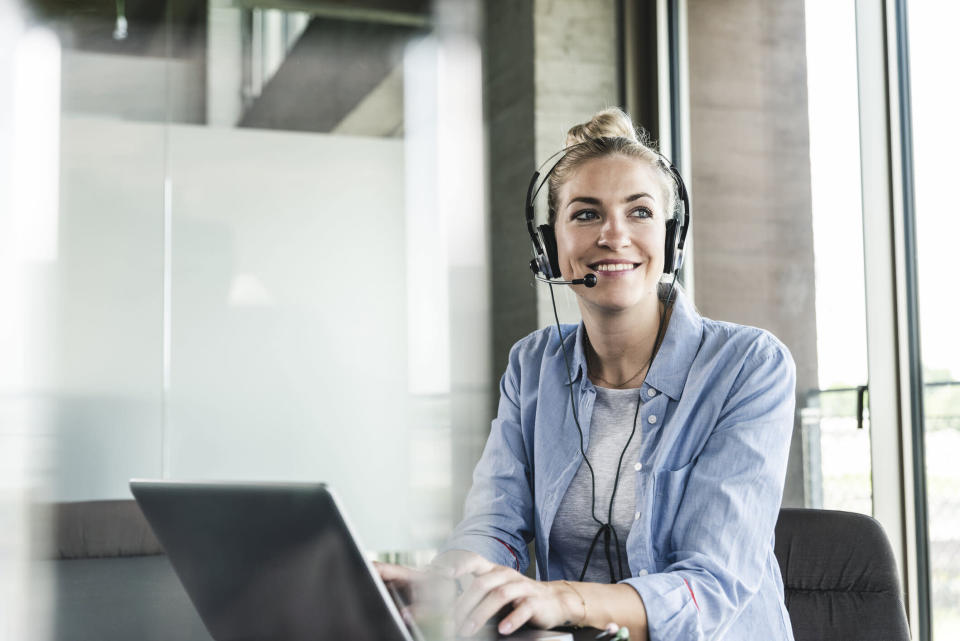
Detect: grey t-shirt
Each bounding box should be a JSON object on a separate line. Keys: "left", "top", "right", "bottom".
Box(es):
{"left": 549, "top": 386, "right": 645, "bottom": 583}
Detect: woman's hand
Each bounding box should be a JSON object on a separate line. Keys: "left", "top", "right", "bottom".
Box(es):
{"left": 428, "top": 549, "right": 492, "bottom": 578}
{"left": 374, "top": 561, "right": 460, "bottom": 638}
{"left": 453, "top": 564, "right": 583, "bottom": 637}
{"left": 378, "top": 552, "right": 586, "bottom": 637}
{"left": 373, "top": 561, "right": 423, "bottom": 604}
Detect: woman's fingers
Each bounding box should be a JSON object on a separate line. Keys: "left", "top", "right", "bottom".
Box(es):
{"left": 374, "top": 560, "right": 422, "bottom": 583}
{"left": 376, "top": 561, "right": 455, "bottom": 606}
{"left": 377, "top": 556, "right": 553, "bottom": 637}
{"left": 496, "top": 597, "right": 535, "bottom": 636}
{"left": 453, "top": 566, "right": 515, "bottom": 631}
{"left": 459, "top": 579, "right": 531, "bottom": 637}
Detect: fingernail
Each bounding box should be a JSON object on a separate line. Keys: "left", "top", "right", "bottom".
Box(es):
{"left": 500, "top": 621, "right": 513, "bottom": 634}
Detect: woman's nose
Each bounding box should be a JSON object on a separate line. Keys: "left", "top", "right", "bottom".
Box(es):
{"left": 598, "top": 216, "right": 630, "bottom": 247}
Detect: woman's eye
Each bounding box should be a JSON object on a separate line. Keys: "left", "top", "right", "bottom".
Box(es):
{"left": 630, "top": 207, "right": 653, "bottom": 218}
{"left": 573, "top": 210, "right": 598, "bottom": 221}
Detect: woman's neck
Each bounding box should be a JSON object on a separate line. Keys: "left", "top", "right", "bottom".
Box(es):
{"left": 580, "top": 296, "right": 666, "bottom": 389}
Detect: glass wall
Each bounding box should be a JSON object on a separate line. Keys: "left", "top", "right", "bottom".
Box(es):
{"left": 906, "top": 2, "right": 960, "bottom": 638}
{"left": 1, "top": 5, "right": 59, "bottom": 638}
{"left": 803, "top": 0, "right": 872, "bottom": 514}
{"left": 3, "top": 4, "right": 488, "bottom": 636}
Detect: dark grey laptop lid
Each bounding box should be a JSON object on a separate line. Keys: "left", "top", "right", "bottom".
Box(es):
{"left": 129, "top": 480, "right": 412, "bottom": 641}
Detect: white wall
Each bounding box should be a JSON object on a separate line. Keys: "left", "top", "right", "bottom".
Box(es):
{"left": 54, "top": 116, "right": 420, "bottom": 550}
{"left": 166, "top": 124, "right": 410, "bottom": 549}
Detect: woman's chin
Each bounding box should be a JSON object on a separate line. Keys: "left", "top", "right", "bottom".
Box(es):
{"left": 579, "top": 293, "right": 651, "bottom": 314}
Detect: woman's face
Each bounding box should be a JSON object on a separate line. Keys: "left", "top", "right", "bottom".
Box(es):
{"left": 554, "top": 154, "right": 668, "bottom": 313}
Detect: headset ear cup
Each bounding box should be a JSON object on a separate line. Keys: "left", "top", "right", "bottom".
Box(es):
{"left": 663, "top": 219, "right": 678, "bottom": 274}
{"left": 538, "top": 224, "right": 561, "bottom": 279}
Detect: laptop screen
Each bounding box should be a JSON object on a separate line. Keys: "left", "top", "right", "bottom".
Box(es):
{"left": 130, "top": 481, "right": 412, "bottom": 641}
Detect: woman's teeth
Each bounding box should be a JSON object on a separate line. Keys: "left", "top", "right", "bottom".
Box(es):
{"left": 594, "top": 263, "right": 635, "bottom": 272}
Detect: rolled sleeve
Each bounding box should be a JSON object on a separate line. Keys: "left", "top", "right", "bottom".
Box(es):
{"left": 623, "top": 573, "right": 701, "bottom": 640}
{"left": 622, "top": 337, "right": 796, "bottom": 641}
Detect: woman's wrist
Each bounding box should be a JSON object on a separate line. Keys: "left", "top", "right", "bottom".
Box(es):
{"left": 555, "top": 580, "right": 587, "bottom": 627}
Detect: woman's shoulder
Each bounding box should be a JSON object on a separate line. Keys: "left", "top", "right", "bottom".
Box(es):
{"left": 510, "top": 323, "right": 579, "bottom": 360}
{"left": 698, "top": 315, "right": 794, "bottom": 369}
{"left": 505, "top": 324, "right": 579, "bottom": 371}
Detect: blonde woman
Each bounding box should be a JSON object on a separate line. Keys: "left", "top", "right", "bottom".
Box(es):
{"left": 380, "top": 108, "right": 795, "bottom": 641}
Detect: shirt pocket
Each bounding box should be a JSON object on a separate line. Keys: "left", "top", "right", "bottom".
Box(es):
{"left": 651, "top": 459, "right": 696, "bottom": 560}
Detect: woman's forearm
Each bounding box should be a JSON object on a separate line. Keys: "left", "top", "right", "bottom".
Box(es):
{"left": 556, "top": 580, "right": 649, "bottom": 640}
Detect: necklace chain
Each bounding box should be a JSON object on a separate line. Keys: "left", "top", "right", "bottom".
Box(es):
{"left": 584, "top": 306, "right": 665, "bottom": 389}
{"left": 585, "top": 335, "right": 651, "bottom": 388}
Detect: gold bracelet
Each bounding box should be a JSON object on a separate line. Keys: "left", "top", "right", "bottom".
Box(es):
{"left": 561, "top": 580, "right": 587, "bottom": 628}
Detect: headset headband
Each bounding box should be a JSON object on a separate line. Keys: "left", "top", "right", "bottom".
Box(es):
{"left": 525, "top": 140, "right": 690, "bottom": 230}
{"left": 525, "top": 138, "right": 691, "bottom": 276}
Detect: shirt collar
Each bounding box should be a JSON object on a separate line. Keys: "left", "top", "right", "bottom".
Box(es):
{"left": 644, "top": 289, "right": 702, "bottom": 400}
{"left": 567, "top": 289, "right": 703, "bottom": 400}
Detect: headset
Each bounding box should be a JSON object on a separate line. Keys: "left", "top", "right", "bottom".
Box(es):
{"left": 523, "top": 138, "right": 692, "bottom": 583}
{"left": 524, "top": 139, "right": 691, "bottom": 284}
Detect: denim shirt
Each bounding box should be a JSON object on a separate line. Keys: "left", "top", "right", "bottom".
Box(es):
{"left": 443, "top": 291, "right": 796, "bottom": 641}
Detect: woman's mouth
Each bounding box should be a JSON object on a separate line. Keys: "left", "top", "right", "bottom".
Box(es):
{"left": 588, "top": 262, "right": 640, "bottom": 275}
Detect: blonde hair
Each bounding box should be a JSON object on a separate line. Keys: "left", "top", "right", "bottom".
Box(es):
{"left": 546, "top": 107, "right": 678, "bottom": 225}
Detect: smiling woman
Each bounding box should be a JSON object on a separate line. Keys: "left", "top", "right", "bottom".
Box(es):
{"left": 554, "top": 155, "right": 667, "bottom": 322}
{"left": 377, "top": 108, "right": 797, "bottom": 641}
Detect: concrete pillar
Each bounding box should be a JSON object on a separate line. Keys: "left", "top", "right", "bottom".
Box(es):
{"left": 686, "top": 0, "right": 817, "bottom": 507}
{"left": 484, "top": 0, "right": 538, "bottom": 383}
{"left": 533, "top": 0, "right": 620, "bottom": 329}
{"left": 484, "top": 0, "right": 619, "bottom": 383}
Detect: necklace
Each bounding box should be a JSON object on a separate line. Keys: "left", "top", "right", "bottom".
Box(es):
{"left": 584, "top": 306, "right": 665, "bottom": 389}
{"left": 585, "top": 336, "right": 651, "bottom": 388}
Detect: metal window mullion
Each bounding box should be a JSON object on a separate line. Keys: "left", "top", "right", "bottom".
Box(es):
{"left": 891, "top": 0, "right": 932, "bottom": 638}
{"left": 853, "top": 1, "right": 919, "bottom": 637}
{"left": 669, "top": 0, "right": 692, "bottom": 297}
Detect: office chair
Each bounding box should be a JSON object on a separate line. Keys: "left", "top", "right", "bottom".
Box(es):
{"left": 774, "top": 508, "right": 911, "bottom": 641}
{"left": 49, "top": 500, "right": 212, "bottom": 641}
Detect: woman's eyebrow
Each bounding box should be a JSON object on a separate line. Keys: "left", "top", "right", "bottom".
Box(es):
{"left": 566, "top": 196, "right": 601, "bottom": 208}
{"left": 566, "top": 192, "right": 657, "bottom": 208}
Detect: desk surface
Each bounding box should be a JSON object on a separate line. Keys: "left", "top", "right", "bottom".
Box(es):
{"left": 48, "top": 554, "right": 612, "bottom": 641}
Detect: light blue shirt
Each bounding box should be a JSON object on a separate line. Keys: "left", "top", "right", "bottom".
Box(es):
{"left": 443, "top": 290, "right": 796, "bottom": 641}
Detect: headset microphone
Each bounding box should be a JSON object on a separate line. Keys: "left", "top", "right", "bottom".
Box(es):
{"left": 533, "top": 272, "right": 598, "bottom": 288}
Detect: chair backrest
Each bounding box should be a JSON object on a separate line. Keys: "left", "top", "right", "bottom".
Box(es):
{"left": 47, "top": 500, "right": 211, "bottom": 641}
{"left": 774, "top": 508, "right": 910, "bottom": 641}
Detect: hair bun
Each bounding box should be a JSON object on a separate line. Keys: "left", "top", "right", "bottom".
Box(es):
{"left": 565, "top": 107, "right": 639, "bottom": 146}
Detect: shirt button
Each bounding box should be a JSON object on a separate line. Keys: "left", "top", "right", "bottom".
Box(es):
{"left": 633, "top": 462, "right": 642, "bottom": 471}
{"left": 647, "top": 388, "right": 657, "bottom": 398}
{"left": 638, "top": 569, "right": 648, "bottom": 576}
{"left": 647, "top": 415, "right": 657, "bottom": 424}
{"left": 634, "top": 511, "right": 641, "bottom": 521}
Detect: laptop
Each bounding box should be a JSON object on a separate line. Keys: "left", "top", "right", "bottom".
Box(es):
{"left": 130, "top": 480, "right": 572, "bottom": 641}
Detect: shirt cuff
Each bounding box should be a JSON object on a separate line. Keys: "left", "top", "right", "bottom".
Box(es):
{"left": 438, "top": 534, "right": 521, "bottom": 571}
{"left": 620, "top": 573, "right": 702, "bottom": 641}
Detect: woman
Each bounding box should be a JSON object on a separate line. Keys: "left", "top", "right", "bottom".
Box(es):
{"left": 380, "top": 108, "right": 796, "bottom": 641}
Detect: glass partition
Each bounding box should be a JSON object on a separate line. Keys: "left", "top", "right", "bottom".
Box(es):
{"left": 39, "top": 0, "right": 171, "bottom": 501}
{"left": 14, "top": 0, "right": 487, "bottom": 562}
{"left": 803, "top": 0, "right": 872, "bottom": 516}
{"left": 801, "top": 387, "right": 873, "bottom": 514}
